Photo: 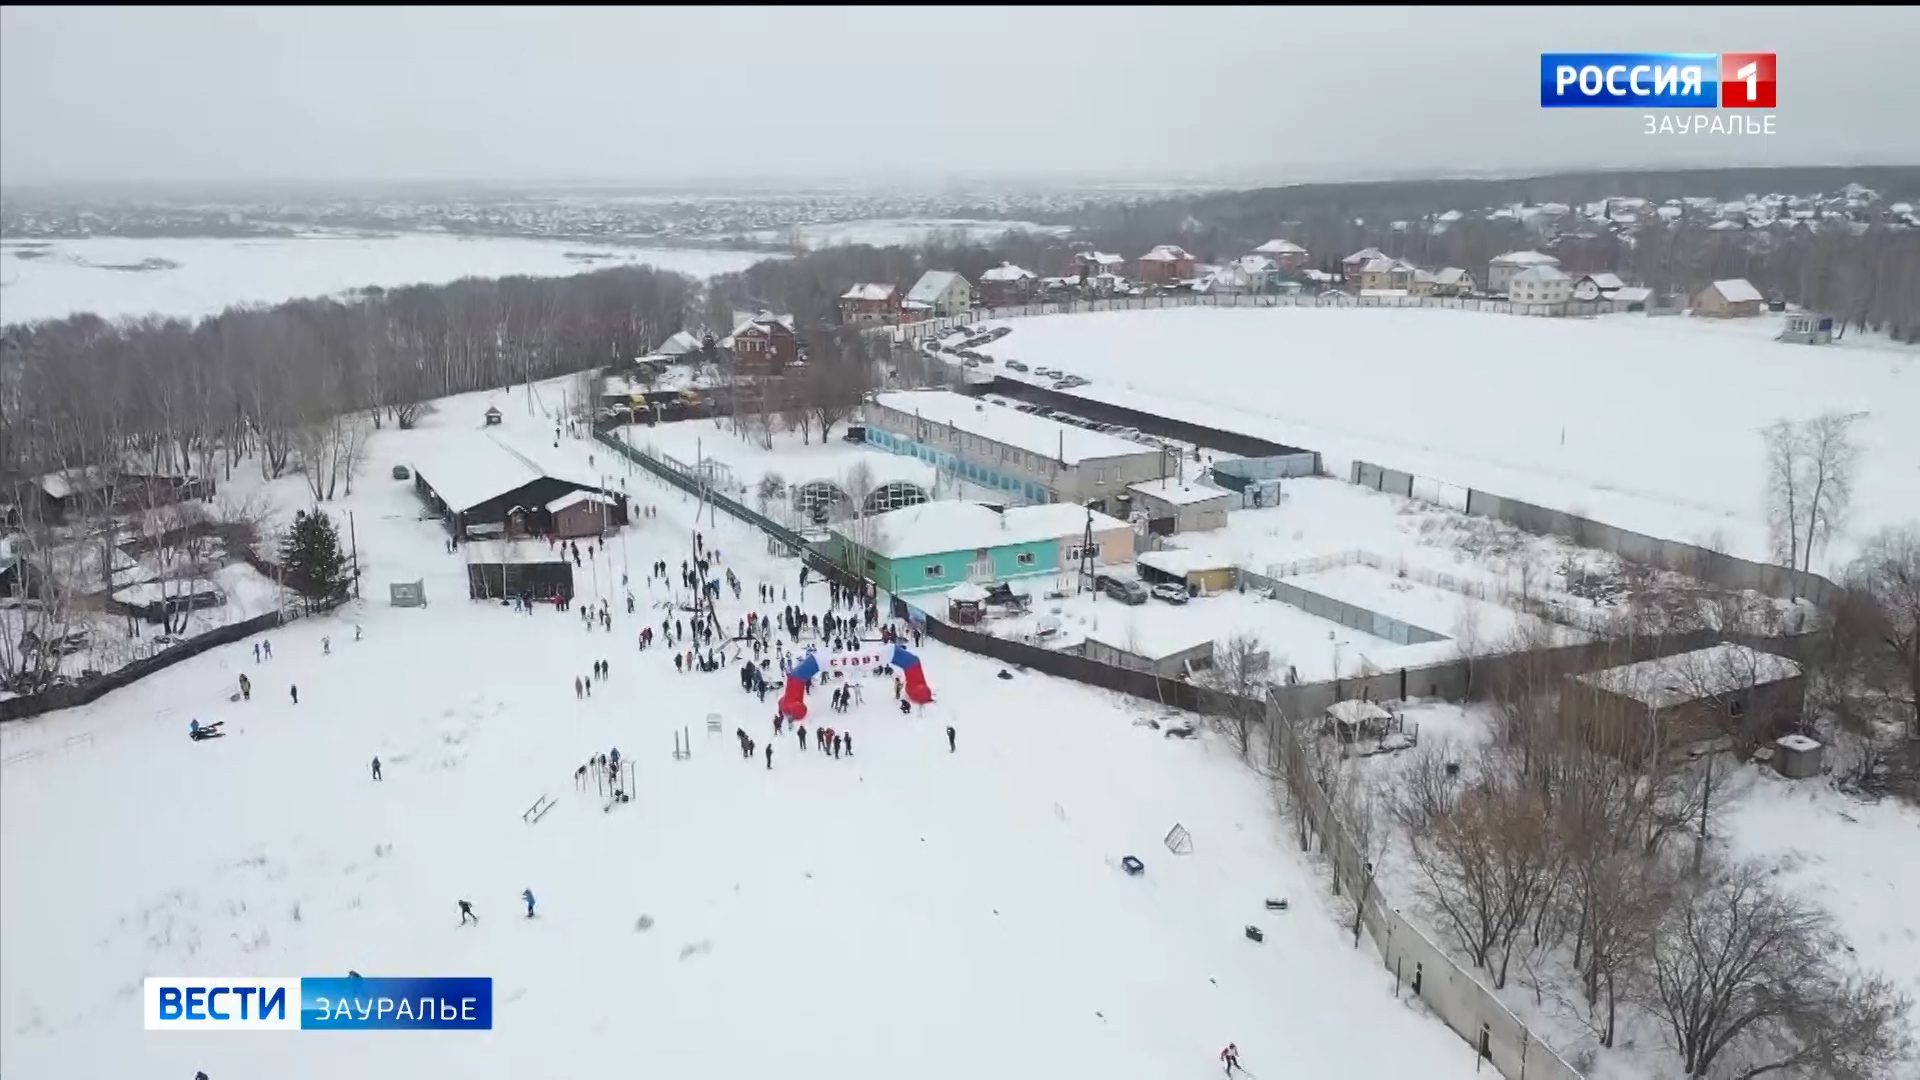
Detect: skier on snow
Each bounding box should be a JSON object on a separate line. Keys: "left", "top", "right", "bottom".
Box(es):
{"left": 522, "top": 889, "right": 536, "bottom": 918}
{"left": 458, "top": 900, "right": 478, "bottom": 926}
{"left": 370, "top": 757, "right": 382, "bottom": 781}
{"left": 1221, "top": 1043, "right": 1243, "bottom": 1076}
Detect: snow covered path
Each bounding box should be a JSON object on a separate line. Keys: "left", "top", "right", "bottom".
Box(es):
{"left": 1, "top": 390, "right": 1475, "bottom": 1079}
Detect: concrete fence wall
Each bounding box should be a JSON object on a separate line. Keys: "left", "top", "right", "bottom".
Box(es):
{"left": 1343, "top": 461, "right": 1845, "bottom": 610}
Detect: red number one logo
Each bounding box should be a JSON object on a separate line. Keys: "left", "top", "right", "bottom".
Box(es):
{"left": 1720, "top": 52, "right": 1776, "bottom": 108}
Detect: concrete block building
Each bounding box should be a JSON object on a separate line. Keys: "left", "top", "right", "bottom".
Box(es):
{"left": 863, "top": 390, "right": 1166, "bottom": 513}
{"left": 827, "top": 500, "right": 1134, "bottom": 596}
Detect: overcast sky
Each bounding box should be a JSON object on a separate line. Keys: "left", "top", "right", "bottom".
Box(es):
{"left": 3, "top": 6, "right": 1915, "bottom": 191}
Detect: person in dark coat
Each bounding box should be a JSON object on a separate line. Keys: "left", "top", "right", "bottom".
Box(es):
{"left": 458, "top": 900, "right": 477, "bottom": 926}
{"left": 797, "top": 725, "right": 807, "bottom": 750}
{"left": 371, "top": 757, "right": 382, "bottom": 781}
{"left": 290, "top": 685, "right": 298, "bottom": 705}
{"left": 844, "top": 731, "right": 853, "bottom": 756}
{"left": 765, "top": 743, "right": 773, "bottom": 770}
{"left": 947, "top": 725, "right": 956, "bottom": 752}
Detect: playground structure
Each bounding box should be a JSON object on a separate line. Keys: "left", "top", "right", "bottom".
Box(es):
{"left": 1163, "top": 823, "right": 1192, "bottom": 855}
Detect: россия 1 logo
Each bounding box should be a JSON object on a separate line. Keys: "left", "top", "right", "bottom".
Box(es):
{"left": 1540, "top": 53, "right": 1776, "bottom": 108}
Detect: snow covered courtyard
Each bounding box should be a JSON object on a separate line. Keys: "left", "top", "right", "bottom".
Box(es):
{"left": 0, "top": 232, "right": 770, "bottom": 325}
{"left": 974, "top": 306, "right": 1920, "bottom": 571}
{"left": 0, "top": 385, "right": 1478, "bottom": 1079}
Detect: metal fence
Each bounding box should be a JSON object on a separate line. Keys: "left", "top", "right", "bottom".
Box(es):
{"left": 593, "top": 428, "right": 807, "bottom": 555}
{"left": 1236, "top": 566, "right": 1448, "bottom": 646}
{"left": 1346, "top": 460, "right": 1845, "bottom": 610}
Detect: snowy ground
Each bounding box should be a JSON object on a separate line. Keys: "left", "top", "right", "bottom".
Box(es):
{"left": 1338, "top": 700, "right": 1920, "bottom": 1079}
{"left": 0, "top": 379, "right": 1478, "bottom": 1079}
{"left": 974, "top": 306, "right": 1920, "bottom": 571}
{"left": 0, "top": 233, "right": 770, "bottom": 325}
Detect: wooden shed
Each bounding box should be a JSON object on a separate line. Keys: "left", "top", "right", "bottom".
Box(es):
{"left": 465, "top": 539, "right": 573, "bottom": 602}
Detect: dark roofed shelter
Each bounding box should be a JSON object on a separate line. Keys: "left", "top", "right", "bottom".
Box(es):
{"left": 466, "top": 540, "right": 573, "bottom": 602}
{"left": 411, "top": 431, "right": 628, "bottom": 541}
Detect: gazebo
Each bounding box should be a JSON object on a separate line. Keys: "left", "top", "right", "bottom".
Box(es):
{"left": 1325, "top": 699, "right": 1392, "bottom": 743}
{"left": 946, "top": 581, "right": 989, "bottom": 625}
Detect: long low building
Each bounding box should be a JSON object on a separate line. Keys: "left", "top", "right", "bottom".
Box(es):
{"left": 827, "top": 499, "right": 1134, "bottom": 595}
{"left": 863, "top": 389, "right": 1166, "bottom": 514}
{"left": 412, "top": 429, "right": 628, "bottom": 540}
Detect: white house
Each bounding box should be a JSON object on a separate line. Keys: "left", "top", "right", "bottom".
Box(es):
{"left": 1508, "top": 264, "right": 1572, "bottom": 310}
{"left": 1570, "top": 272, "right": 1626, "bottom": 301}
{"left": 1251, "top": 238, "right": 1309, "bottom": 268}
{"left": 1488, "top": 250, "right": 1561, "bottom": 296}
{"left": 1429, "top": 266, "right": 1474, "bottom": 295}
{"left": 904, "top": 270, "right": 974, "bottom": 317}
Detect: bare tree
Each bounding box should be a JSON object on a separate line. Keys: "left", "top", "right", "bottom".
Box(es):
{"left": 1648, "top": 861, "right": 1913, "bottom": 1078}
{"left": 1198, "top": 633, "right": 1271, "bottom": 762}
{"left": 1797, "top": 411, "right": 1859, "bottom": 574}
{"left": 1403, "top": 753, "right": 1562, "bottom": 988}
{"left": 1762, "top": 418, "right": 1805, "bottom": 573}
{"left": 1452, "top": 599, "right": 1485, "bottom": 697}
{"left": 1845, "top": 525, "right": 1920, "bottom": 742}
{"left": 755, "top": 472, "right": 788, "bottom": 516}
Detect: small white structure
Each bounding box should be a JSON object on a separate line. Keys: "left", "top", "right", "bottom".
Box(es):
{"left": 1509, "top": 264, "right": 1573, "bottom": 311}
{"left": 1126, "top": 478, "right": 1232, "bottom": 533}
{"left": 1488, "top": 250, "right": 1561, "bottom": 296}
{"left": 389, "top": 579, "right": 428, "bottom": 607}
{"left": 1326, "top": 699, "right": 1392, "bottom": 742}
{"left": 1777, "top": 312, "right": 1836, "bottom": 345}
{"left": 1773, "top": 734, "right": 1824, "bottom": 779}
{"left": 1570, "top": 272, "right": 1626, "bottom": 301}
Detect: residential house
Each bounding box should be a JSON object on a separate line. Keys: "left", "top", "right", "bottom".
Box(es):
{"left": 1428, "top": 267, "right": 1474, "bottom": 296}
{"left": 838, "top": 283, "right": 900, "bottom": 324}
{"left": 903, "top": 270, "right": 973, "bottom": 318}
{"left": 656, "top": 330, "right": 703, "bottom": 358}
{"left": 1069, "top": 251, "right": 1127, "bottom": 279}
{"left": 1487, "top": 250, "right": 1561, "bottom": 296}
{"left": 1357, "top": 257, "right": 1417, "bottom": 292}
{"left": 1340, "top": 247, "right": 1389, "bottom": 286}
{"left": 722, "top": 311, "right": 799, "bottom": 369}
{"left": 863, "top": 389, "right": 1166, "bottom": 512}
{"left": 1136, "top": 244, "right": 1195, "bottom": 283}
{"left": 1569, "top": 272, "right": 1627, "bottom": 302}
{"left": 1609, "top": 286, "right": 1654, "bottom": 311}
{"left": 1691, "top": 278, "right": 1765, "bottom": 318}
{"left": 978, "top": 262, "right": 1039, "bottom": 306}
{"left": 1509, "top": 265, "right": 1573, "bottom": 311}
{"left": 827, "top": 500, "right": 1134, "bottom": 596}
{"left": 1251, "top": 238, "right": 1310, "bottom": 270}
{"left": 1210, "top": 255, "right": 1282, "bottom": 295}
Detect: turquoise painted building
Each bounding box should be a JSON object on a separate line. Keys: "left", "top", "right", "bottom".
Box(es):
{"left": 827, "top": 500, "right": 1136, "bottom": 596}
{"left": 863, "top": 424, "right": 1058, "bottom": 504}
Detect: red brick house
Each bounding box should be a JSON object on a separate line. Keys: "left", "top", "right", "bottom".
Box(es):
{"left": 838, "top": 283, "right": 900, "bottom": 324}
{"left": 1136, "top": 245, "right": 1195, "bottom": 283}
{"left": 724, "top": 311, "right": 799, "bottom": 370}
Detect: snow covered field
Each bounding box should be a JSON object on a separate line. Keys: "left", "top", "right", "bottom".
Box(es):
{"left": 0, "top": 383, "right": 1477, "bottom": 1080}
{"left": 975, "top": 307, "right": 1920, "bottom": 571}
{"left": 0, "top": 233, "right": 770, "bottom": 325}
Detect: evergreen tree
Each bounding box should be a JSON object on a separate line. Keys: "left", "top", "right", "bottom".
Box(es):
{"left": 279, "top": 509, "right": 347, "bottom": 610}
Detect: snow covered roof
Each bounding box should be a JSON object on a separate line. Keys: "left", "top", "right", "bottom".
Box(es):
{"left": 1431, "top": 267, "right": 1471, "bottom": 286}
{"left": 658, "top": 330, "right": 702, "bottom": 356}
{"left": 1301, "top": 269, "right": 1335, "bottom": 283}
{"left": 980, "top": 263, "right": 1036, "bottom": 282}
{"left": 906, "top": 270, "right": 968, "bottom": 304}
{"left": 1572, "top": 643, "right": 1802, "bottom": 710}
{"left": 946, "top": 581, "right": 990, "bottom": 603}
{"left": 1707, "top": 278, "right": 1764, "bottom": 303}
{"left": 871, "top": 390, "right": 1154, "bottom": 466}
{"left": 1580, "top": 272, "right": 1627, "bottom": 291}
{"left": 546, "top": 490, "right": 613, "bottom": 513}
{"left": 1077, "top": 251, "right": 1126, "bottom": 267}
{"left": 1326, "top": 699, "right": 1391, "bottom": 725}
{"left": 33, "top": 466, "right": 114, "bottom": 500}
{"left": 1510, "top": 265, "right": 1571, "bottom": 284}
{"left": 1360, "top": 256, "right": 1405, "bottom": 274}
{"left": 1776, "top": 733, "right": 1821, "bottom": 753}
{"left": 1235, "top": 255, "right": 1277, "bottom": 274}
{"left": 1253, "top": 239, "right": 1307, "bottom": 255}
{"left": 463, "top": 539, "right": 568, "bottom": 566}
{"left": 412, "top": 430, "right": 603, "bottom": 514}
{"left": 1127, "top": 478, "right": 1231, "bottom": 507}
{"left": 1343, "top": 247, "right": 1387, "bottom": 265}
{"left": 850, "top": 501, "right": 1131, "bottom": 561}
{"left": 1490, "top": 250, "right": 1561, "bottom": 267}
{"left": 1609, "top": 286, "right": 1653, "bottom": 304}
{"left": 1137, "top": 548, "right": 1235, "bottom": 577}
{"left": 840, "top": 283, "right": 897, "bottom": 301}
{"left": 1139, "top": 245, "right": 1192, "bottom": 262}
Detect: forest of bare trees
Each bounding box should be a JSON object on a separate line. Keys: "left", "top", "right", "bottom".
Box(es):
{"left": 0, "top": 264, "right": 697, "bottom": 487}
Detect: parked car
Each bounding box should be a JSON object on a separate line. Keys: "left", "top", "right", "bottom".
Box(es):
{"left": 1052, "top": 380, "right": 1074, "bottom": 390}
{"left": 1005, "top": 360, "right": 1028, "bottom": 372}
{"left": 1151, "top": 583, "right": 1191, "bottom": 605}
{"left": 392, "top": 464, "right": 412, "bottom": 480}
{"left": 1034, "top": 366, "right": 1055, "bottom": 377}
{"left": 1102, "top": 577, "right": 1149, "bottom": 605}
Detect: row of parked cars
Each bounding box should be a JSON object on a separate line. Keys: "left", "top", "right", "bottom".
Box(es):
{"left": 1091, "top": 572, "right": 1191, "bottom": 606}
{"left": 1006, "top": 402, "right": 1163, "bottom": 449}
